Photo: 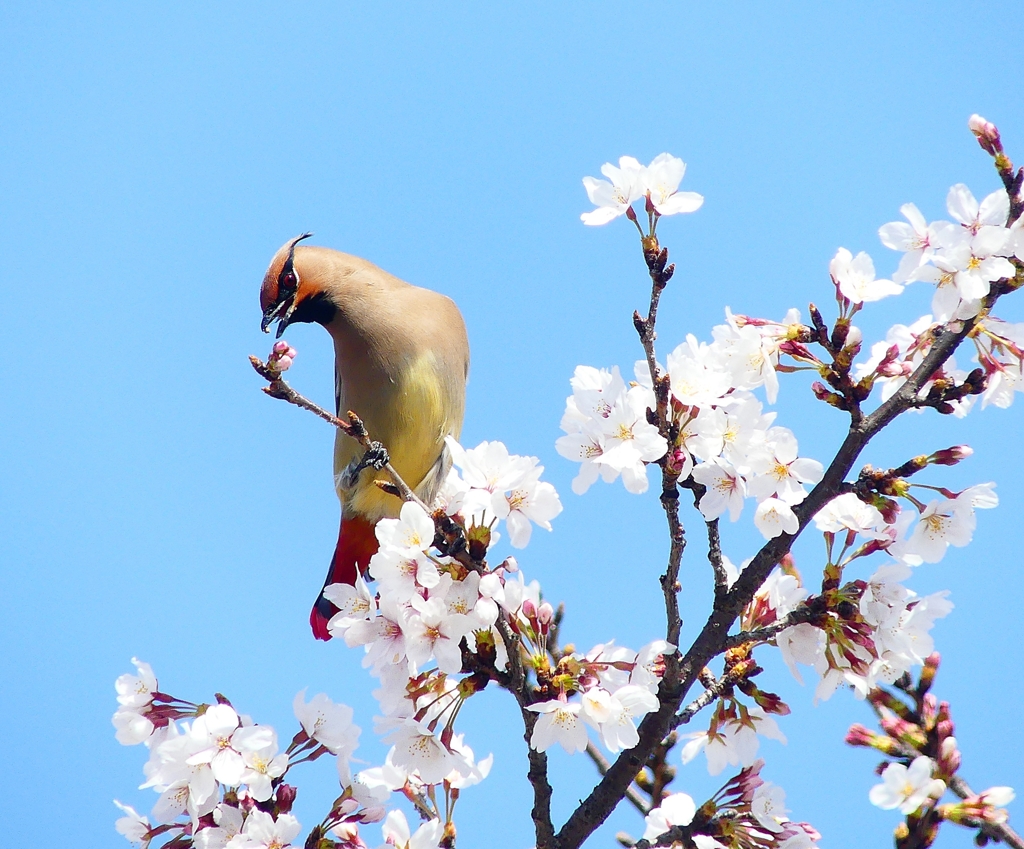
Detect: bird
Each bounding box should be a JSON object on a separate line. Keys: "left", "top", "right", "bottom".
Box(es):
{"left": 260, "top": 234, "right": 470, "bottom": 640}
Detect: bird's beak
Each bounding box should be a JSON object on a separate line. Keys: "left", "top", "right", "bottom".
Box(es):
{"left": 260, "top": 232, "right": 313, "bottom": 337}
{"left": 261, "top": 295, "right": 295, "bottom": 337}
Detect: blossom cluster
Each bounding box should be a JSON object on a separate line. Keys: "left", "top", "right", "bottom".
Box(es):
{"left": 877, "top": 183, "right": 1020, "bottom": 321}
{"left": 855, "top": 310, "right": 1024, "bottom": 415}
{"left": 557, "top": 308, "right": 826, "bottom": 542}
{"left": 642, "top": 761, "right": 821, "bottom": 849}
{"left": 580, "top": 153, "right": 704, "bottom": 226}
{"left": 526, "top": 638, "right": 674, "bottom": 755}
{"left": 848, "top": 178, "right": 1023, "bottom": 414}
{"left": 321, "top": 439, "right": 565, "bottom": 788}
{"left": 792, "top": 482, "right": 993, "bottom": 692}
{"left": 565, "top": 150, "right": 1013, "bottom": 791}
{"left": 112, "top": 660, "right": 389, "bottom": 849}
{"left": 846, "top": 656, "right": 1016, "bottom": 839}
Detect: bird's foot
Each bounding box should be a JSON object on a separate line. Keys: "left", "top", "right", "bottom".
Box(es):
{"left": 341, "top": 442, "right": 391, "bottom": 488}
{"left": 360, "top": 441, "right": 390, "bottom": 471}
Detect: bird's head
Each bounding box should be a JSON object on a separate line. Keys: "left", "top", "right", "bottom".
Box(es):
{"left": 260, "top": 233, "right": 329, "bottom": 337}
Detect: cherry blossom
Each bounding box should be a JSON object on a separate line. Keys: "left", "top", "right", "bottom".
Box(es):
{"left": 829, "top": 247, "right": 903, "bottom": 304}
{"left": 753, "top": 497, "right": 799, "bottom": 539}
{"left": 528, "top": 698, "right": 589, "bottom": 754}
{"left": 643, "top": 792, "right": 697, "bottom": 841}
{"left": 640, "top": 153, "right": 704, "bottom": 217}
{"left": 692, "top": 458, "right": 746, "bottom": 521}
{"left": 387, "top": 719, "right": 459, "bottom": 784}
{"left": 195, "top": 804, "right": 244, "bottom": 849}
{"left": 752, "top": 782, "right": 790, "bottom": 833}
{"left": 581, "top": 156, "right": 645, "bottom": 225}
{"left": 379, "top": 810, "right": 443, "bottom": 849}
{"left": 879, "top": 203, "right": 941, "bottom": 283}
{"left": 293, "top": 691, "right": 360, "bottom": 757}
{"left": 225, "top": 809, "right": 301, "bottom": 849}
{"left": 869, "top": 756, "right": 945, "bottom": 814}
{"left": 113, "top": 801, "right": 150, "bottom": 846}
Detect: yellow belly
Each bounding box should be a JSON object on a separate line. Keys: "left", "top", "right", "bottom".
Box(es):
{"left": 333, "top": 352, "right": 459, "bottom": 521}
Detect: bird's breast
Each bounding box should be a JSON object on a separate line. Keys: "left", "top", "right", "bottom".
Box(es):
{"left": 333, "top": 349, "right": 463, "bottom": 521}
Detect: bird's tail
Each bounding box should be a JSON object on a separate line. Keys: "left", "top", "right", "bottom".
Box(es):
{"left": 310, "top": 513, "right": 380, "bottom": 641}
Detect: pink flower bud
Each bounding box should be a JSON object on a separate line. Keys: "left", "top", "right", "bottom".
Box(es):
{"left": 939, "top": 736, "right": 961, "bottom": 776}
{"left": 537, "top": 602, "right": 554, "bottom": 626}
{"left": 276, "top": 783, "right": 297, "bottom": 813}
{"left": 928, "top": 445, "right": 973, "bottom": 466}
{"left": 968, "top": 114, "right": 1002, "bottom": 155}
{"left": 358, "top": 805, "right": 387, "bottom": 824}
{"left": 666, "top": 448, "right": 690, "bottom": 474}
{"left": 503, "top": 556, "right": 520, "bottom": 573}
{"left": 521, "top": 599, "right": 536, "bottom": 620}
{"left": 268, "top": 340, "right": 298, "bottom": 372}
{"left": 845, "top": 723, "right": 879, "bottom": 748}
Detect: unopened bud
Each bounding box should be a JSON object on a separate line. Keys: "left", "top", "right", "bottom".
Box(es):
{"left": 811, "top": 381, "right": 846, "bottom": 409}
{"left": 268, "top": 340, "right": 298, "bottom": 372}
{"left": 847, "top": 720, "right": 897, "bottom": 753}
{"left": 880, "top": 713, "right": 927, "bottom": 749}
{"left": 537, "top": 602, "right": 554, "bottom": 626}
{"left": 921, "top": 693, "right": 938, "bottom": 730}
{"left": 938, "top": 736, "right": 961, "bottom": 776}
{"left": 502, "top": 556, "right": 519, "bottom": 573}
{"left": 845, "top": 723, "right": 880, "bottom": 748}
{"left": 917, "top": 652, "right": 940, "bottom": 694}
{"left": 929, "top": 445, "right": 973, "bottom": 466}
{"left": 666, "top": 448, "right": 690, "bottom": 475}
{"left": 969, "top": 114, "right": 1002, "bottom": 156}
{"left": 276, "top": 783, "right": 297, "bottom": 813}
{"left": 936, "top": 701, "right": 955, "bottom": 741}
{"left": 359, "top": 805, "right": 387, "bottom": 823}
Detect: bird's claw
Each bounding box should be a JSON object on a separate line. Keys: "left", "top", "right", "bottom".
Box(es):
{"left": 360, "top": 441, "right": 390, "bottom": 471}
{"left": 342, "top": 442, "right": 391, "bottom": 489}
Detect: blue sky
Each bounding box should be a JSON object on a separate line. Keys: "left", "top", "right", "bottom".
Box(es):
{"left": 2, "top": 3, "right": 1022, "bottom": 847}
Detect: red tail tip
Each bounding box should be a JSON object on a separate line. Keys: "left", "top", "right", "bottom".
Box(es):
{"left": 310, "top": 605, "right": 333, "bottom": 641}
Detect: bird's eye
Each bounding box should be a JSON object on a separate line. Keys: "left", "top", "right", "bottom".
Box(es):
{"left": 282, "top": 271, "right": 296, "bottom": 287}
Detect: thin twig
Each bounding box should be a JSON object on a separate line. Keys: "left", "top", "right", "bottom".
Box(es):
{"left": 948, "top": 775, "right": 1024, "bottom": 849}
{"left": 705, "top": 518, "right": 727, "bottom": 595}
{"left": 671, "top": 673, "right": 731, "bottom": 729}
{"left": 249, "top": 356, "right": 426, "bottom": 509}
{"left": 720, "top": 604, "right": 821, "bottom": 651}
{"left": 586, "top": 742, "right": 650, "bottom": 815}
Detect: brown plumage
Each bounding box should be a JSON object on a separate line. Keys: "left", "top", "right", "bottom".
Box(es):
{"left": 260, "top": 234, "right": 470, "bottom": 639}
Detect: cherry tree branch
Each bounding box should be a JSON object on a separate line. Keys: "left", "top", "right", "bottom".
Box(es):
{"left": 556, "top": 215, "right": 1023, "bottom": 849}
{"left": 947, "top": 776, "right": 1024, "bottom": 849}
